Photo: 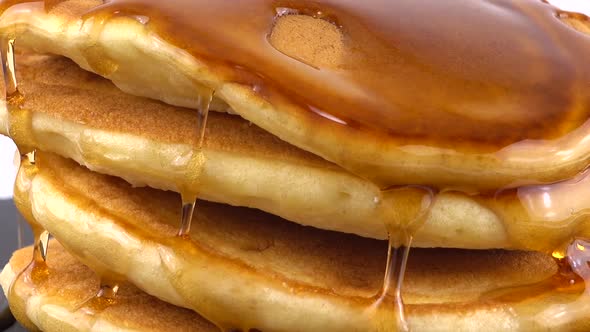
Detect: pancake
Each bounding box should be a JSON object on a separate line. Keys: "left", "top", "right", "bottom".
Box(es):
{"left": 11, "top": 151, "right": 590, "bottom": 331}
{"left": 1, "top": 1, "right": 590, "bottom": 190}
{"left": 4, "top": 56, "right": 590, "bottom": 251}
{"left": 0, "top": 240, "right": 218, "bottom": 331}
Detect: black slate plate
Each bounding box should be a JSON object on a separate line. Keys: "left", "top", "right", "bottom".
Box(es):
{"left": 0, "top": 201, "right": 31, "bottom": 332}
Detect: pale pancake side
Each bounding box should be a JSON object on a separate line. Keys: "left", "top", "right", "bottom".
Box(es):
{"left": 0, "top": 241, "right": 218, "bottom": 332}
{"left": 1, "top": 1, "right": 590, "bottom": 189}
{"left": 13, "top": 152, "right": 590, "bottom": 331}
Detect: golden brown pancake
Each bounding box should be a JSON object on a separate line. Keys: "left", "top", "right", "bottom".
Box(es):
{"left": 1, "top": 0, "right": 590, "bottom": 189}
{"left": 0, "top": 241, "right": 218, "bottom": 332}
{"left": 11, "top": 152, "right": 590, "bottom": 331}
{"left": 3, "top": 55, "right": 590, "bottom": 251}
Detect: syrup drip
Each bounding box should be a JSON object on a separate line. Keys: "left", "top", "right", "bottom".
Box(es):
{"left": 4, "top": 42, "right": 46, "bottom": 274}
{"left": 80, "top": 12, "right": 119, "bottom": 77}
{"left": 7, "top": 225, "right": 50, "bottom": 310}
{"left": 0, "top": 38, "right": 20, "bottom": 103}
{"left": 2, "top": 35, "right": 50, "bottom": 318}
{"left": 1, "top": 37, "right": 35, "bottom": 158}
{"left": 196, "top": 93, "right": 212, "bottom": 148}
{"left": 534, "top": 238, "right": 590, "bottom": 327}
{"left": 477, "top": 238, "right": 590, "bottom": 328}
{"left": 74, "top": 277, "right": 120, "bottom": 317}
{"left": 178, "top": 198, "right": 197, "bottom": 237}
{"left": 370, "top": 186, "right": 435, "bottom": 331}
{"left": 177, "top": 92, "right": 213, "bottom": 237}
{"left": 377, "top": 238, "right": 412, "bottom": 332}
{"left": 32, "top": 226, "right": 49, "bottom": 263}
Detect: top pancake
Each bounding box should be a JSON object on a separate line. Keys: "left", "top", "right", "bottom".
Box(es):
{"left": 1, "top": 0, "right": 590, "bottom": 189}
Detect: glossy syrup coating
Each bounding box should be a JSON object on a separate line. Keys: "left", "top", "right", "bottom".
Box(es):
{"left": 73, "top": 0, "right": 590, "bottom": 149}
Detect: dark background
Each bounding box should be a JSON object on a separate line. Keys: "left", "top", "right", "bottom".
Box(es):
{"left": 0, "top": 199, "right": 31, "bottom": 331}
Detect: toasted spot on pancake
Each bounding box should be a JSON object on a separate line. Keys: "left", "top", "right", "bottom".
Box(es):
{"left": 560, "top": 16, "right": 590, "bottom": 34}
{"left": 270, "top": 14, "right": 344, "bottom": 69}
{"left": 45, "top": 0, "right": 101, "bottom": 17}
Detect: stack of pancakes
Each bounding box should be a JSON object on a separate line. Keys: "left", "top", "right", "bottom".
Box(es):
{"left": 1, "top": 0, "right": 590, "bottom": 331}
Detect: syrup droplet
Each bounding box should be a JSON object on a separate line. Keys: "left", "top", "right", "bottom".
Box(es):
{"left": 96, "top": 280, "right": 120, "bottom": 302}
{"left": 7, "top": 225, "right": 50, "bottom": 311}
{"left": 378, "top": 236, "right": 412, "bottom": 332}
{"left": 34, "top": 228, "right": 49, "bottom": 263}
{"left": 535, "top": 238, "right": 590, "bottom": 327}
{"left": 196, "top": 92, "right": 212, "bottom": 149}
{"left": 132, "top": 14, "right": 149, "bottom": 25}
{"left": 1, "top": 37, "right": 20, "bottom": 103}
{"left": 1, "top": 37, "right": 35, "bottom": 155}
{"left": 74, "top": 277, "right": 120, "bottom": 317}
{"left": 178, "top": 197, "right": 197, "bottom": 237}
{"left": 371, "top": 186, "right": 435, "bottom": 331}
{"left": 80, "top": 12, "right": 119, "bottom": 77}
{"left": 488, "top": 169, "right": 590, "bottom": 252}
{"left": 177, "top": 91, "right": 212, "bottom": 237}
{"left": 25, "top": 150, "right": 35, "bottom": 164}
{"left": 477, "top": 238, "right": 590, "bottom": 328}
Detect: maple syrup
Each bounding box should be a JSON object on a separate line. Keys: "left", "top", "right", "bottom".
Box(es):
{"left": 177, "top": 91, "right": 213, "bottom": 237}
{"left": 74, "top": 276, "right": 121, "bottom": 318}
{"left": 7, "top": 224, "right": 50, "bottom": 315}
{"left": 81, "top": 11, "right": 119, "bottom": 77}
{"left": 477, "top": 238, "right": 590, "bottom": 328}
{"left": 369, "top": 186, "right": 435, "bottom": 331}
{"left": 1, "top": 37, "right": 34, "bottom": 155}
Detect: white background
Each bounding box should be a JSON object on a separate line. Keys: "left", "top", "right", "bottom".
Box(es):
{"left": 0, "top": 136, "right": 17, "bottom": 200}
